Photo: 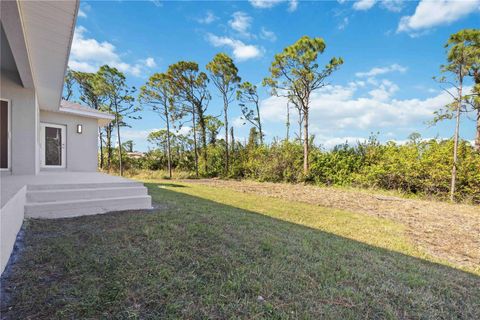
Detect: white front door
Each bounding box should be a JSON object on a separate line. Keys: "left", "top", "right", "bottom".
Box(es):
{"left": 40, "top": 123, "right": 66, "bottom": 168}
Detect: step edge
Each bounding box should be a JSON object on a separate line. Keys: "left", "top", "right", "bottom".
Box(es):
{"left": 26, "top": 186, "right": 147, "bottom": 194}
{"left": 25, "top": 195, "right": 152, "bottom": 207}
{"left": 26, "top": 182, "right": 144, "bottom": 190}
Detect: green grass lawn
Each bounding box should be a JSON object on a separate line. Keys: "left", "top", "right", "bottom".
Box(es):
{"left": 1, "top": 181, "right": 479, "bottom": 319}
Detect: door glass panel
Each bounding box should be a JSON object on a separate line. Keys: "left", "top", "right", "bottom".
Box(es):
{"left": 45, "top": 127, "right": 62, "bottom": 166}
{"left": 0, "top": 101, "right": 8, "bottom": 169}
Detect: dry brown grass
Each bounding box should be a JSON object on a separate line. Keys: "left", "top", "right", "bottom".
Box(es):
{"left": 183, "top": 179, "right": 480, "bottom": 272}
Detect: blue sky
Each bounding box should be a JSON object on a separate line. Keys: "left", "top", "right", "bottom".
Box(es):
{"left": 69, "top": 0, "right": 480, "bottom": 151}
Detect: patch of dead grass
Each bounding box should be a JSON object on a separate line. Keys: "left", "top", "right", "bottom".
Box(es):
{"left": 183, "top": 179, "right": 480, "bottom": 271}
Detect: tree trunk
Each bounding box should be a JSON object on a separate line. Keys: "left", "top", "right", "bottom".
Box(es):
{"left": 230, "top": 126, "right": 235, "bottom": 154}
{"left": 450, "top": 77, "right": 463, "bottom": 202}
{"left": 298, "top": 107, "right": 303, "bottom": 143}
{"left": 197, "top": 111, "right": 208, "bottom": 174}
{"left": 114, "top": 104, "right": 123, "bottom": 176}
{"left": 303, "top": 109, "right": 309, "bottom": 176}
{"left": 224, "top": 96, "right": 229, "bottom": 175}
{"left": 192, "top": 105, "right": 199, "bottom": 177}
{"left": 106, "top": 125, "right": 112, "bottom": 169}
{"left": 256, "top": 102, "right": 263, "bottom": 145}
{"left": 99, "top": 128, "right": 104, "bottom": 169}
{"left": 474, "top": 70, "right": 480, "bottom": 152}
{"left": 286, "top": 102, "right": 290, "bottom": 141}
{"left": 475, "top": 107, "right": 480, "bottom": 152}
{"left": 165, "top": 112, "right": 172, "bottom": 179}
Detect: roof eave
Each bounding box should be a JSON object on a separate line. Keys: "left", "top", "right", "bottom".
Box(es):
{"left": 17, "top": 0, "right": 80, "bottom": 111}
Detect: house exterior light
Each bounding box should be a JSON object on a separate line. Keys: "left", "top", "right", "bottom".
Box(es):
{"left": 76, "top": 124, "right": 83, "bottom": 134}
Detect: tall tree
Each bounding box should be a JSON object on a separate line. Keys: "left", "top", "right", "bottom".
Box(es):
{"left": 237, "top": 82, "right": 263, "bottom": 144}
{"left": 97, "top": 65, "right": 139, "bottom": 176}
{"left": 206, "top": 53, "right": 240, "bottom": 174}
{"left": 447, "top": 29, "right": 480, "bottom": 152}
{"left": 139, "top": 73, "right": 177, "bottom": 179}
{"left": 263, "top": 36, "right": 343, "bottom": 175}
{"left": 71, "top": 70, "right": 108, "bottom": 169}
{"left": 168, "top": 61, "right": 210, "bottom": 176}
{"left": 434, "top": 33, "right": 471, "bottom": 201}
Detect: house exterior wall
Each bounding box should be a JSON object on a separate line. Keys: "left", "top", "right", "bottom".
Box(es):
{"left": 39, "top": 111, "right": 99, "bottom": 172}
{"left": 0, "top": 70, "right": 38, "bottom": 175}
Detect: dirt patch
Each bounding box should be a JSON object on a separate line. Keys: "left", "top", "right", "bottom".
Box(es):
{"left": 183, "top": 179, "right": 480, "bottom": 271}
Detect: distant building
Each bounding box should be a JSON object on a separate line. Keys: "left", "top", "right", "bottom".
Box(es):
{"left": 127, "top": 151, "right": 146, "bottom": 159}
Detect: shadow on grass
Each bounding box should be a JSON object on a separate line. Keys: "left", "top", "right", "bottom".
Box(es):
{"left": 155, "top": 182, "right": 188, "bottom": 188}
{"left": 1, "top": 182, "right": 479, "bottom": 319}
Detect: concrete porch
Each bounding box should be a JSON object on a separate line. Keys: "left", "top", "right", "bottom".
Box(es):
{"left": 1, "top": 172, "right": 152, "bottom": 272}
{"left": 1, "top": 172, "right": 152, "bottom": 217}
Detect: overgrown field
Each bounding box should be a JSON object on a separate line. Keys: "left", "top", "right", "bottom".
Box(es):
{"left": 123, "top": 137, "right": 480, "bottom": 203}
{"left": 2, "top": 180, "right": 479, "bottom": 319}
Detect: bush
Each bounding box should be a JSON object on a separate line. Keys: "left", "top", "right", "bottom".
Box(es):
{"left": 109, "top": 136, "right": 480, "bottom": 203}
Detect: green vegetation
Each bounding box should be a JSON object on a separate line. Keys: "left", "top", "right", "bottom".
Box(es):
{"left": 122, "top": 135, "right": 480, "bottom": 203}
{"left": 433, "top": 28, "right": 480, "bottom": 201}
{"left": 263, "top": 35, "right": 343, "bottom": 174}
{"left": 2, "top": 181, "right": 479, "bottom": 319}
{"left": 64, "top": 31, "right": 480, "bottom": 202}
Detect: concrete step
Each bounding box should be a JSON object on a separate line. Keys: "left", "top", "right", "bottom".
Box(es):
{"left": 27, "top": 181, "right": 144, "bottom": 191}
{"left": 25, "top": 195, "right": 152, "bottom": 219}
{"left": 26, "top": 186, "right": 148, "bottom": 203}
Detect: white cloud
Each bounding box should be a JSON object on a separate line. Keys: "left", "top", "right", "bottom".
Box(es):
{"left": 206, "top": 34, "right": 263, "bottom": 61}
{"left": 78, "top": 3, "right": 90, "bottom": 18}
{"left": 144, "top": 57, "right": 157, "bottom": 68}
{"left": 149, "top": 0, "right": 162, "bottom": 7}
{"left": 355, "top": 64, "right": 407, "bottom": 77}
{"left": 69, "top": 26, "right": 156, "bottom": 76}
{"left": 78, "top": 9, "right": 87, "bottom": 18}
{"left": 68, "top": 60, "right": 97, "bottom": 73}
{"left": 249, "top": 0, "right": 299, "bottom": 11}
{"left": 260, "top": 80, "right": 458, "bottom": 140}
{"left": 123, "top": 128, "right": 159, "bottom": 140}
{"left": 351, "top": 0, "right": 404, "bottom": 12}
{"left": 397, "top": 0, "right": 480, "bottom": 35}
{"left": 353, "top": 0, "right": 376, "bottom": 11}
{"left": 380, "top": 0, "right": 403, "bottom": 12}
{"left": 233, "top": 117, "right": 247, "bottom": 128}
{"left": 176, "top": 126, "right": 192, "bottom": 136}
{"left": 197, "top": 10, "right": 218, "bottom": 24}
{"left": 319, "top": 136, "right": 369, "bottom": 149}
{"left": 338, "top": 17, "right": 349, "bottom": 30}
{"left": 229, "top": 11, "right": 253, "bottom": 35}
{"left": 260, "top": 27, "right": 277, "bottom": 42}
{"left": 288, "top": 0, "right": 298, "bottom": 12}
{"left": 228, "top": 11, "right": 252, "bottom": 37}
{"left": 71, "top": 27, "right": 117, "bottom": 62}
{"left": 368, "top": 79, "right": 399, "bottom": 101}
{"left": 123, "top": 126, "right": 191, "bottom": 142}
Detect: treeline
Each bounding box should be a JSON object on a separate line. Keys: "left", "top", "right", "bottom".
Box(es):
{"left": 64, "top": 31, "right": 480, "bottom": 203}
{"left": 114, "top": 131, "right": 480, "bottom": 203}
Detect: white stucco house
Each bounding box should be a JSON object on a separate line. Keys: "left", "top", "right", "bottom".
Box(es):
{"left": 0, "top": 0, "right": 152, "bottom": 273}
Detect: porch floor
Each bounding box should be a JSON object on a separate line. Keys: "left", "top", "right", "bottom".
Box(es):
{"left": 1, "top": 172, "right": 133, "bottom": 208}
